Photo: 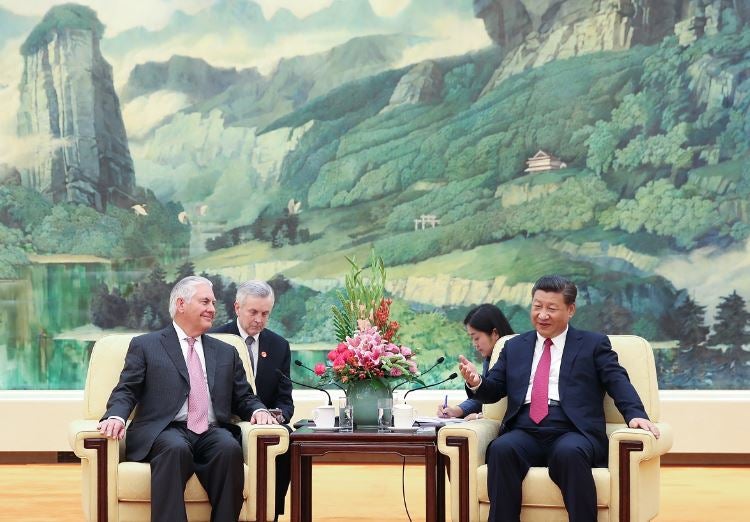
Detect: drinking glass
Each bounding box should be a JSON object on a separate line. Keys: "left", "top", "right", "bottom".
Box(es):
{"left": 377, "top": 398, "right": 393, "bottom": 431}
{"left": 338, "top": 397, "right": 353, "bottom": 432}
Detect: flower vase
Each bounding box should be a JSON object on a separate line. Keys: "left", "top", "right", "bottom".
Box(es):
{"left": 346, "top": 379, "right": 391, "bottom": 427}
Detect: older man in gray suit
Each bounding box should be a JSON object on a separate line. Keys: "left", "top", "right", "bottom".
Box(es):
{"left": 97, "top": 276, "right": 278, "bottom": 522}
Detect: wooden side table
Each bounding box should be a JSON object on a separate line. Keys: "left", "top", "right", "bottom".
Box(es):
{"left": 290, "top": 427, "right": 446, "bottom": 522}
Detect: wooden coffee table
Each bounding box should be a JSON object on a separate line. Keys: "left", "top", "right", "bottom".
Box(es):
{"left": 290, "top": 426, "right": 446, "bottom": 522}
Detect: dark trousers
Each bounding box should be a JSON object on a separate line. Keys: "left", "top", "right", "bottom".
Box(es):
{"left": 275, "top": 424, "right": 293, "bottom": 516}
{"left": 486, "top": 405, "right": 597, "bottom": 522}
{"left": 147, "top": 423, "right": 244, "bottom": 522}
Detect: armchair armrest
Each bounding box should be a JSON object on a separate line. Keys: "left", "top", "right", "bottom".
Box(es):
{"left": 438, "top": 419, "right": 501, "bottom": 522}
{"left": 609, "top": 423, "right": 673, "bottom": 462}
{"left": 607, "top": 422, "right": 673, "bottom": 522}
{"left": 238, "top": 422, "right": 290, "bottom": 522}
{"left": 69, "top": 419, "right": 121, "bottom": 522}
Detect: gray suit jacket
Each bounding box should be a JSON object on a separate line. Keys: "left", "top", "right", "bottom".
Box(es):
{"left": 103, "top": 325, "right": 266, "bottom": 461}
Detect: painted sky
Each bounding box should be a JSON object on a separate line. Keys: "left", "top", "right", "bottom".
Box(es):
{"left": 1, "top": 0, "right": 435, "bottom": 35}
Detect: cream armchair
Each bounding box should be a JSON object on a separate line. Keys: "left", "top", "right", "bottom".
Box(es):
{"left": 69, "top": 333, "right": 289, "bottom": 522}
{"left": 438, "top": 335, "right": 673, "bottom": 522}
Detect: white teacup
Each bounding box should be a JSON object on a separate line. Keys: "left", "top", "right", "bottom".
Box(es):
{"left": 392, "top": 403, "right": 416, "bottom": 429}
{"left": 312, "top": 405, "right": 336, "bottom": 429}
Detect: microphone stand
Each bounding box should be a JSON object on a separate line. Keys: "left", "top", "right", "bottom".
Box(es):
{"left": 391, "top": 356, "right": 445, "bottom": 394}
{"left": 276, "top": 369, "right": 332, "bottom": 405}
{"left": 402, "top": 373, "right": 458, "bottom": 401}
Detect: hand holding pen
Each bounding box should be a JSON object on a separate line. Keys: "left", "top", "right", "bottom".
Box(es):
{"left": 437, "top": 394, "right": 463, "bottom": 418}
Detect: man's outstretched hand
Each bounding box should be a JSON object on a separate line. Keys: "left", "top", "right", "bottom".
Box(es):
{"left": 458, "top": 355, "right": 481, "bottom": 388}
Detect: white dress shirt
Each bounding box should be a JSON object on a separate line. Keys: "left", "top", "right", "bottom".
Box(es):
{"left": 523, "top": 328, "right": 568, "bottom": 404}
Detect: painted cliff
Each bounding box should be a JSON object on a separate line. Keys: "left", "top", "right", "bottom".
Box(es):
{"left": 16, "top": 5, "right": 136, "bottom": 211}
{"left": 474, "top": 0, "right": 750, "bottom": 89}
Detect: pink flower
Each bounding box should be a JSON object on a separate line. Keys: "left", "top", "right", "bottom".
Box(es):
{"left": 316, "top": 320, "right": 419, "bottom": 386}
{"left": 314, "top": 363, "right": 327, "bottom": 376}
{"left": 357, "top": 318, "right": 372, "bottom": 330}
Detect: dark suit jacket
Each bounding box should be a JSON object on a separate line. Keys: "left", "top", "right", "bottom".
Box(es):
{"left": 209, "top": 321, "right": 294, "bottom": 423}
{"left": 103, "top": 325, "right": 266, "bottom": 462}
{"left": 470, "top": 326, "right": 648, "bottom": 466}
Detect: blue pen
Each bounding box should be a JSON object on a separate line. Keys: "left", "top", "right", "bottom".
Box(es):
{"left": 443, "top": 394, "right": 448, "bottom": 415}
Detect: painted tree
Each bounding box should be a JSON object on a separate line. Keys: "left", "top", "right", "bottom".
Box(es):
{"left": 597, "top": 297, "right": 634, "bottom": 334}
{"left": 174, "top": 261, "right": 196, "bottom": 282}
{"left": 90, "top": 283, "right": 128, "bottom": 328}
{"left": 708, "top": 291, "right": 750, "bottom": 353}
{"left": 126, "top": 265, "right": 170, "bottom": 330}
{"left": 672, "top": 296, "right": 709, "bottom": 350}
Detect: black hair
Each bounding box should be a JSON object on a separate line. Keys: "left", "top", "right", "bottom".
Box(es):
{"left": 531, "top": 275, "right": 577, "bottom": 305}
{"left": 463, "top": 303, "right": 514, "bottom": 337}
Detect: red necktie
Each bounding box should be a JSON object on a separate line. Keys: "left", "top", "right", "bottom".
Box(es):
{"left": 186, "top": 337, "right": 209, "bottom": 434}
{"left": 529, "top": 338, "right": 552, "bottom": 424}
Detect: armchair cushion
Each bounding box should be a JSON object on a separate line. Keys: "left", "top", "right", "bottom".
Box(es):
{"left": 476, "top": 466, "right": 611, "bottom": 506}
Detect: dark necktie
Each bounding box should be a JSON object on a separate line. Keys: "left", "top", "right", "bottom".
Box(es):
{"left": 529, "top": 337, "right": 553, "bottom": 424}
{"left": 245, "top": 336, "right": 256, "bottom": 374}
{"left": 186, "top": 337, "right": 209, "bottom": 434}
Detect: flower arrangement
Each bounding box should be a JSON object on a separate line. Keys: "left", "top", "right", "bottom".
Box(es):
{"left": 313, "top": 252, "right": 422, "bottom": 391}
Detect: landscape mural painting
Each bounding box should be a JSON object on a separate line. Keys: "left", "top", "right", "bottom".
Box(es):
{"left": 0, "top": 0, "right": 748, "bottom": 392}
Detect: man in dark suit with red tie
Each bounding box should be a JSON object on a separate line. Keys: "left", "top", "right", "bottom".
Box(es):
{"left": 210, "top": 280, "right": 293, "bottom": 521}
{"left": 97, "top": 276, "right": 278, "bottom": 522}
{"left": 458, "top": 275, "right": 660, "bottom": 522}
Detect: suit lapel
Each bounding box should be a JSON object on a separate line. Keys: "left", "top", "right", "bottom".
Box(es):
{"left": 256, "top": 329, "right": 269, "bottom": 375}
{"left": 517, "top": 331, "right": 536, "bottom": 400}
{"left": 202, "top": 335, "right": 217, "bottom": 392}
{"left": 559, "top": 326, "right": 583, "bottom": 400}
{"left": 162, "top": 327, "right": 189, "bottom": 384}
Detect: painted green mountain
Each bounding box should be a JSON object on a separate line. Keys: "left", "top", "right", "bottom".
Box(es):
{"left": 190, "top": 25, "right": 749, "bottom": 350}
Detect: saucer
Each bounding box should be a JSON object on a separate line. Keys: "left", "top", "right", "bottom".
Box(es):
{"left": 310, "top": 426, "right": 340, "bottom": 431}
{"left": 390, "top": 426, "right": 419, "bottom": 432}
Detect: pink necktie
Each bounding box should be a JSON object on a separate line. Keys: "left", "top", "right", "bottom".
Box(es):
{"left": 186, "top": 337, "right": 209, "bottom": 434}
{"left": 529, "top": 338, "right": 553, "bottom": 424}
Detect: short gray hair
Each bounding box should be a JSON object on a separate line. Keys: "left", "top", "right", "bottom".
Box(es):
{"left": 236, "top": 280, "right": 274, "bottom": 305}
{"left": 169, "top": 276, "right": 213, "bottom": 318}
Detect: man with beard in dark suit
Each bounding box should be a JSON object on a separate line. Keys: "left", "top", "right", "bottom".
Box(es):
{"left": 210, "top": 280, "right": 293, "bottom": 521}
{"left": 458, "top": 275, "right": 660, "bottom": 522}
{"left": 97, "top": 276, "right": 278, "bottom": 522}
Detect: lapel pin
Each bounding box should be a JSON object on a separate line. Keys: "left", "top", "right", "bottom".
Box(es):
{"left": 261, "top": 351, "right": 267, "bottom": 358}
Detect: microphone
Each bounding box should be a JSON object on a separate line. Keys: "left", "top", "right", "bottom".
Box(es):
{"left": 392, "top": 356, "right": 445, "bottom": 393}
{"left": 275, "top": 368, "right": 332, "bottom": 405}
{"left": 294, "top": 359, "right": 316, "bottom": 373}
{"left": 295, "top": 359, "right": 347, "bottom": 393}
{"left": 403, "top": 373, "right": 458, "bottom": 400}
